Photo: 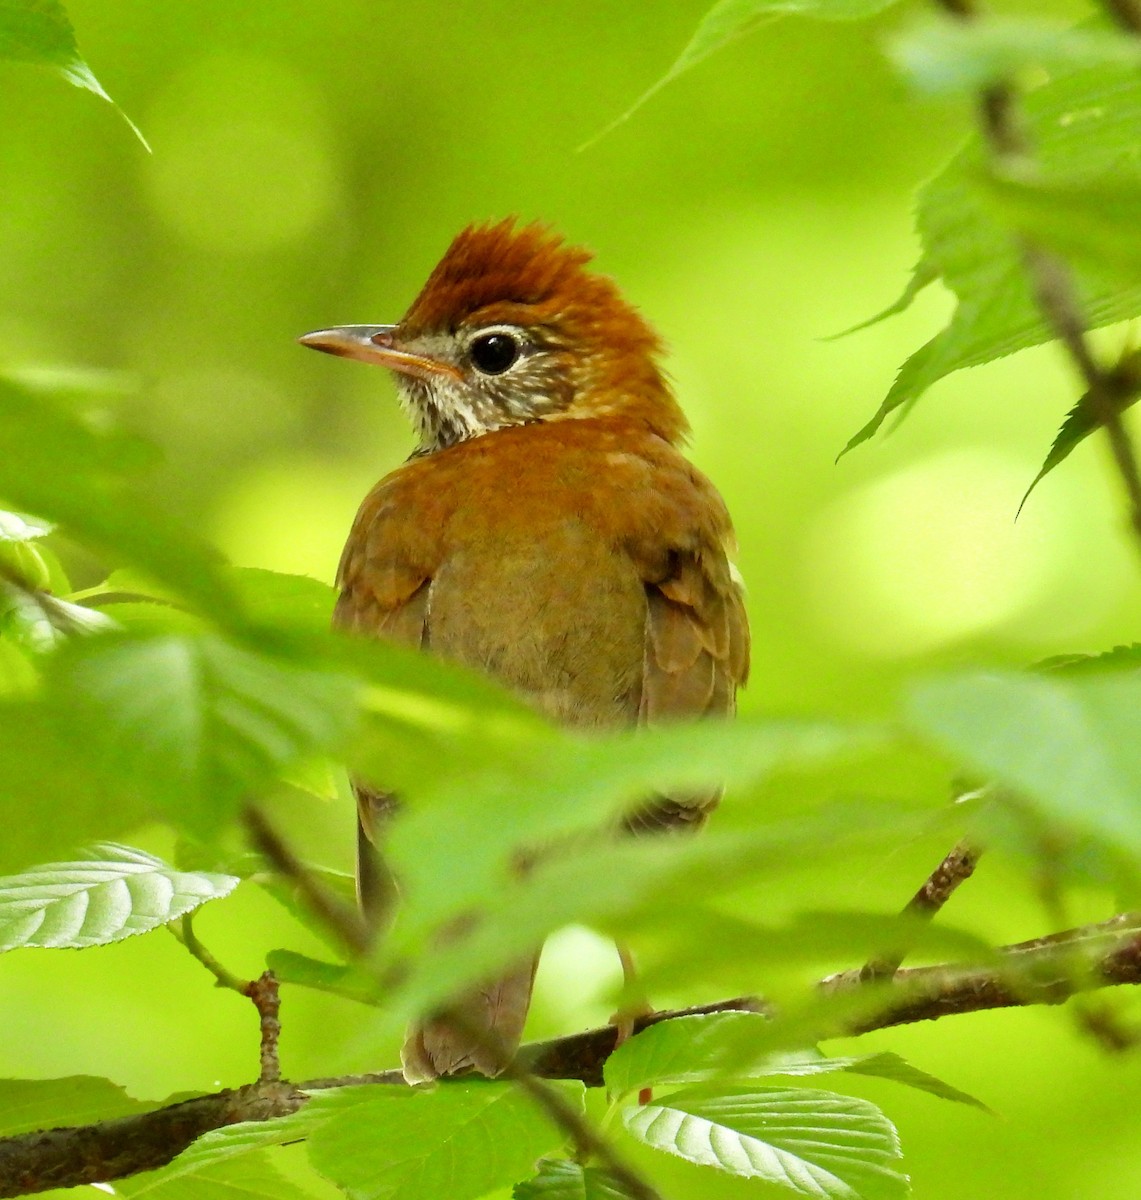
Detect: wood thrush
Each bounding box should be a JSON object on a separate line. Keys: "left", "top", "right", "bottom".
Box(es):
{"left": 300, "top": 219, "right": 750, "bottom": 1082}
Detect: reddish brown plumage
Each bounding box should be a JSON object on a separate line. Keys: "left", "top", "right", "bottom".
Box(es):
{"left": 309, "top": 219, "right": 749, "bottom": 1082}
{"left": 400, "top": 219, "right": 689, "bottom": 445}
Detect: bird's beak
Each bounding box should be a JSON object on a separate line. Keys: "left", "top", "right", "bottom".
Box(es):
{"left": 298, "top": 325, "right": 460, "bottom": 381}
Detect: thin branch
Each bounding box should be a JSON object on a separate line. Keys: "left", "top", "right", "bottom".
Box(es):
{"left": 823, "top": 911, "right": 1141, "bottom": 1033}
{"left": 241, "top": 803, "right": 370, "bottom": 956}
{"left": 7, "top": 919, "right": 1141, "bottom": 1195}
{"left": 861, "top": 839, "right": 982, "bottom": 980}
{"left": 244, "top": 972, "right": 283, "bottom": 1084}
{"left": 170, "top": 921, "right": 283, "bottom": 1082}
{"left": 170, "top": 914, "right": 248, "bottom": 993}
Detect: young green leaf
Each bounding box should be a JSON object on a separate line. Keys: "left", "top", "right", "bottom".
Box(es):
{"left": 0, "top": 844, "right": 239, "bottom": 951}
{"left": 584, "top": 0, "right": 903, "bottom": 147}
{"left": 265, "top": 949, "right": 377, "bottom": 1005}
{"left": 0, "top": 1075, "right": 151, "bottom": 1136}
{"left": 514, "top": 1159, "right": 637, "bottom": 1200}
{"left": 605, "top": 1011, "right": 773, "bottom": 1097}
{"left": 0, "top": 0, "right": 149, "bottom": 148}
{"left": 0, "top": 379, "right": 240, "bottom": 626}
{"left": 844, "top": 55, "right": 1141, "bottom": 453}
{"left": 385, "top": 717, "right": 885, "bottom": 939}
{"left": 44, "top": 633, "right": 360, "bottom": 836}
{"left": 759, "top": 1049, "right": 989, "bottom": 1111}
{"left": 1016, "top": 349, "right": 1141, "bottom": 514}
{"left": 909, "top": 670, "right": 1141, "bottom": 860}
{"left": 604, "top": 1014, "right": 987, "bottom": 1110}
{"left": 1036, "top": 643, "right": 1141, "bottom": 674}
{"left": 381, "top": 799, "right": 923, "bottom": 1034}
{"left": 116, "top": 1151, "right": 314, "bottom": 1199}
{"left": 305, "top": 1081, "right": 573, "bottom": 1200}
{"left": 0, "top": 703, "right": 150, "bottom": 873}
{"left": 623, "top": 1085, "right": 907, "bottom": 1198}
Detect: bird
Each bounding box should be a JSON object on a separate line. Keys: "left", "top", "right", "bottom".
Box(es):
{"left": 299, "top": 219, "right": 749, "bottom": 1083}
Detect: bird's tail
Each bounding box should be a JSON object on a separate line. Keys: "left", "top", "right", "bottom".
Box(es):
{"left": 400, "top": 955, "right": 540, "bottom": 1083}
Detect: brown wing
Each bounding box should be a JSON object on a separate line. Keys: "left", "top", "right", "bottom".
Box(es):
{"left": 334, "top": 478, "right": 437, "bottom": 924}
{"left": 626, "top": 546, "right": 750, "bottom": 833}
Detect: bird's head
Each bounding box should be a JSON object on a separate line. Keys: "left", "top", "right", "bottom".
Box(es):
{"left": 300, "top": 219, "right": 687, "bottom": 454}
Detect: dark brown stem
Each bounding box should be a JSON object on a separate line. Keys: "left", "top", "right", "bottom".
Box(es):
{"left": 244, "top": 972, "right": 283, "bottom": 1084}
{"left": 8, "top": 918, "right": 1141, "bottom": 1197}
{"left": 823, "top": 911, "right": 1141, "bottom": 1033}
{"left": 242, "top": 803, "right": 370, "bottom": 956}
{"left": 861, "top": 840, "right": 982, "bottom": 980}
{"left": 1101, "top": 0, "right": 1141, "bottom": 34}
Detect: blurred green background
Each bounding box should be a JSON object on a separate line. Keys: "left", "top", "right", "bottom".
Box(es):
{"left": 3, "top": 1, "right": 1141, "bottom": 1197}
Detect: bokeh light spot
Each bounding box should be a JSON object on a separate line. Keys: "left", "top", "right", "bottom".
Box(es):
{"left": 144, "top": 55, "right": 338, "bottom": 253}
{"left": 213, "top": 457, "right": 374, "bottom": 582}
{"left": 806, "top": 447, "right": 1077, "bottom": 658}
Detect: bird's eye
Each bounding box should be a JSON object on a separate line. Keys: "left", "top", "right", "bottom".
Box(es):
{"left": 469, "top": 332, "right": 520, "bottom": 375}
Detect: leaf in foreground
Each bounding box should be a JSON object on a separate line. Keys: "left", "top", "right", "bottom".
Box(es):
{"left": 515, "top": 1158, "right": 637, "bottom": 1199}
{"left": 0, "top": 0, "right": 149, "bottom": 147}
{"left": 623, "top": 1085, "right": 907, "bottom": 1199}
{"left": 117, "top": 1151, "right": 313, "bottom": 1199}
{"left": 844, "top": 54, "right": 1141, "bottom": 453}
{"left": 909, "top": 670, "right": 1141, "bottom": 860}
{"left": 605, "top": 1013, "right": 987, "bottom": 1110}
{"left": 0, "top": 1075, "right": 151, "bottom": 1136}
{"left": 1015, "top": 349, "right": 1141, "bottom": 514}
{"left": 0, "top": 844, "right": 239, "bottom": 951}
{"left": 305, "top": 1081, "right": 572, "bottom": 1200}
{"left": 583, "top": 0, "right": 901, "bottom": 147}
{"left": 45, "top": 633, "right": 359, "bottom": 836}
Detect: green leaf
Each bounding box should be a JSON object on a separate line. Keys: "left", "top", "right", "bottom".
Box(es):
{"left": 117, "top": 1151, "right": 314, "bottom": 1199}
{"left": 1016, "top": 349, "right": 1141, "bottom": 514}
{"left": 0, "top": 844, "right": 239, "bottom": 951}
{"left": 623, "top": 1085, "right": 907, "bottom": 1198}
{"left": 386, "top": 717, "right": 883, "bottom": 940}
{"left": 1037, "top": 643, "right": 1141, "bottom": 674}
{"left": 0, "top": 0, "right": 149, "bottom": 148}
{"left": 0, "top": 1075, "right": 151, "bottom": 1135}
{"left": 606, "top": 1012, "right": 773, "bottom": 1097}
{"left": 229, "top": 568, "right": 337, "bottom": 635}
{"left": 0, "top": 702, "right": 147, "bottom": 874}
{"left": 888, "top": 16, "right": 1141, "bottom": 96}
{"left": 981, "top": 171, "right": 1141, "bottom": 280}
{"left": 0, "top": 380, "right": 240, "bottom": 626}
{"left": 1, "top": 586, "right": 117, "bottom": 655}
{"left": 383, "top": 798, "right": 922, "bottom": 1033}
{"left": 514, "top": 1159, "right": 635, "bottom": 1200}
{"left": 44, "top": 633, "right": 360, "bottom": 836}
{"left": 844, "top": 54, "right": 1141, "bottom": 453}
{"left": 604, "top": 1014, "right": 987, "bottom": 1111}
{"left": 118, "top": 1104, "right": 334, "bottom": 1188}
{"left": 584, "top": 0, "right": 902, "bottom": 147}
{"left": 826, "top": 260, "right": 938, "bottom": 341}
{"left": 759, "top": 1049, "right": 989, "bottom": 1111}
{"left": 265, "top": 949, "right": 376, "bottom": 1005}
{"left": 305, "top": 1081, "right": 573, "bottom": 1200}
{"left": 908, "top": 670, "right": 1141, "bottom": 859}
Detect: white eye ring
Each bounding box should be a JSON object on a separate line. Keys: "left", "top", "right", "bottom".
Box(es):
{"left": 467, "top": 326, "right": 524, "bottom": 376}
